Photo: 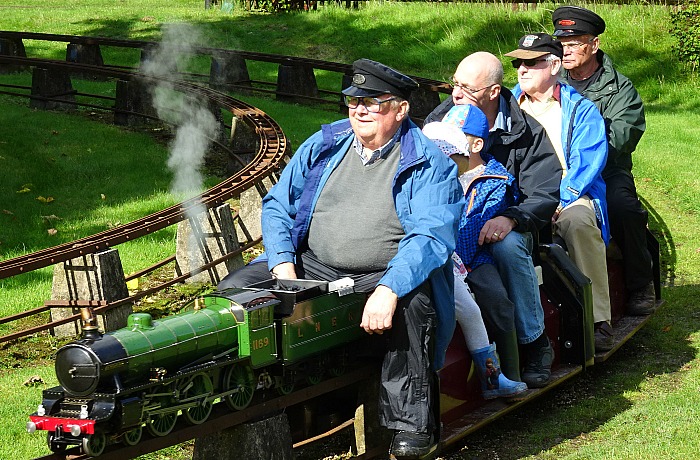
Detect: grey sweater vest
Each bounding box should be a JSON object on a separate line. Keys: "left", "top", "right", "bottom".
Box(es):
{"left": 306, "top": 143, "right": 405, "bottom": 272}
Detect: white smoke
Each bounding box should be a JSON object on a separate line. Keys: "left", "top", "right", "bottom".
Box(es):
{"left": 140, "top": 23, "right": 217, "bottom": 202}
{"left": 141, "top": 23, "right": 220, "bottom": 279}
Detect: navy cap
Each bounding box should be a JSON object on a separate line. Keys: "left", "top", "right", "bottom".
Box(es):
{"left": 504, "top": 33, "right": 563, "bottom": 60}
{"left": 552, "top": 6, "right": 606, "bottom": 37}
{"left": 342, "top": 58, "right": 419, "bottom": 101}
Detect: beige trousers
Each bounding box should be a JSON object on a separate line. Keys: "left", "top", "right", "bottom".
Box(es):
{"left": 554, "top": 196, "right": 612, "bottom": 324}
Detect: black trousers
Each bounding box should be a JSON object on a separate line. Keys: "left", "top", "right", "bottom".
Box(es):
{"left": 466, "top": 263, "right": 516, "bottom": 336}
{"left": 606, "top": 173, "right": 653, "bottom": 291}
{"left": 217, "top": 252, "right": 437, "bottom": 434}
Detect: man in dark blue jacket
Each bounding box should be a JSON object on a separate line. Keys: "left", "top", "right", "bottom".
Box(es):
{"left": 425, "top": 52, "right": 562, "bottom": 388}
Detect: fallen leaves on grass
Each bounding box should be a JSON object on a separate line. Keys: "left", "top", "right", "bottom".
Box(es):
{"left": 41, "top": 214, "right": 62, "bottom": 224}
{"left": 47, "top": 228, "right": 58, "bottom": 236}
{"left": 16, "top": 183, "right": 32, "bottom": 193}
{"left": 37, "top": 196, "right": 54, "bottom": 204}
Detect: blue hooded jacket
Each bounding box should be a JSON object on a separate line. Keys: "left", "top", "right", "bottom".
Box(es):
{"left": 456, "top": 157, "right": 520, "bottom": 270}
{"left": 259, "top": 117, "right": 465, "bottom": 369}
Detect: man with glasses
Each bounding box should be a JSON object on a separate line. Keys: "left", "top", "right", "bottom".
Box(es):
{"left": 424, "top": 52, "right": 561, "bottom": 389}
{"left": 218, "top": 58, "right": 464, "bottom": 459}
{"left": 507, "top": 33, "right": 613, "bottom": 352}
{"left": 552, "top": 6, "right": 655, "bottom": 317}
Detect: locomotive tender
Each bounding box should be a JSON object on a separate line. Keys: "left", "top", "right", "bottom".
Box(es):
{"left": 27, "top": 278, "right": 367, "bottom": 457}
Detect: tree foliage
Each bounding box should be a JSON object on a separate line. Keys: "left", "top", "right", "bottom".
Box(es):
{"left": 670, "top": 0, "right": 700, "bottom": 70}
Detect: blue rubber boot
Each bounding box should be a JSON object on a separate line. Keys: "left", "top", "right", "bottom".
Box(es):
{"left": 471, "top": 343, "right": 527, "bottom": 399}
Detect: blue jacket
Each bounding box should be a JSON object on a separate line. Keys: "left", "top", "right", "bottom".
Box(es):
{"left": 260, "top": 117, "right": 465, "bottom": 369}
{"left": 456, "top": 158, "right": 519, "bottom": 270}
{"left": 513, "top": 83, "right": 610, "bottom": 244}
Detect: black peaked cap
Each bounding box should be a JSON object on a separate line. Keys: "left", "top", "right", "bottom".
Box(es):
{"left": 553, "top": 6, "right": 606, "bottom": 37}
{"left": 342, "top": 58, "right": 419, "bottom": 101}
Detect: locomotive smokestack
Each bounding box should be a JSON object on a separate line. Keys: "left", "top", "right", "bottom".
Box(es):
{"left": 80, "top": 307, "right": 102, "bottom": 340}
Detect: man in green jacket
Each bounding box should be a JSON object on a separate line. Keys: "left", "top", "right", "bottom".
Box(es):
{"left": 552, "top": 6, "right": 656, "bottom": 319}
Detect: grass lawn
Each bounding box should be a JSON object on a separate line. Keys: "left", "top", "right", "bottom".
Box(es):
{"left": 1, "top": 1, "right": 699, "bottom": 459}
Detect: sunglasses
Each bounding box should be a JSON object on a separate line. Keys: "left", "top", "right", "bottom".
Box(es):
{"left": 511, "top": 58, "right": 549, "bottom": 69}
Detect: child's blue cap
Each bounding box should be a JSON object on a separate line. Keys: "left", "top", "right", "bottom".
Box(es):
{"left": 442, "top": 104, "right": 490, "bottom": 140}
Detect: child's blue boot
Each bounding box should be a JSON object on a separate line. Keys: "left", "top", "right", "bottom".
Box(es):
{"left": 471, "top": 343, "right": 527, "bottom": 399}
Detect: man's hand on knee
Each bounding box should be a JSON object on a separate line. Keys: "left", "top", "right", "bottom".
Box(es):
{"left": 361, "top": 285, "right": 398, "bottom": 335}
{"left": 479, "top": 216, "right": 516, "bottom": 245}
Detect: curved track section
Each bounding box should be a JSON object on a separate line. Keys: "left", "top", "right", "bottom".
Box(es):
{"left": 0, "top": 55, "right": 288, "bottom": 279}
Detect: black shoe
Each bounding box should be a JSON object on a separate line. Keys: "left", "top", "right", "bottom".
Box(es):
{"left": 522, "top": 338, "right": 553, "bottom": 388}
{"left": 390, "top": 430, "right": 437, "bottom": 459}
{"left": 626, "top": 281, "right": 656, "bottom": 316}
{"left": 594, "top": 321, "right": 614, "bottom": 352}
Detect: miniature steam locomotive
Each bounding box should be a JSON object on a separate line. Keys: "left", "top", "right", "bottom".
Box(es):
{"left": 27, "top": 232, "right": 663, "bottom": 457}
{"left": 27, "top": 278, "right": 366, "bottom": 456}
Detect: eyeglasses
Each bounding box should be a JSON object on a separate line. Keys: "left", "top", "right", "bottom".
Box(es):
{"left": 450, "top": 78, "right": 493, "bottom": 95}
{"left": 560, "top": 37, "right": 595, "bottom": 51}
{"left": 344, "top": 96, "right": 397, "bottom": 113}
{"left": 511, "top": 58, "right": 549, "bottom": 69}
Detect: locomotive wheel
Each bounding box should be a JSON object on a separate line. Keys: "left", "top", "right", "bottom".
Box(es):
{"left": 122, "top": 426, "right": 143, "bottom": 446}
{"left": 223, "top": 363, "right": 255, "bottom": 410}
{"left": 82, "top": 431, "right": 106, "bottom": 457}
{"left": 182, "top": 373, "right": 214, "bottom": 425}
{"left": 146, "top": 411, "right": 177, "bottom": 437}
{"left": 46, "top": 433, "right": 66, "bottom": 452}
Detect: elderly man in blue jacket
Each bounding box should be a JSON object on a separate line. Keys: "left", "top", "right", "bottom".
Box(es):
{"left": 506, "top": 33, "right": 613, "bottom": 352}
{"left": 218, "top": 58, "right": 464, "bottom": 459}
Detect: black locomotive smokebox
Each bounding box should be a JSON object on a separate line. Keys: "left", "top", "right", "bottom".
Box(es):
{"left": 243, "top": 279, "right": 328, "bottom": 316}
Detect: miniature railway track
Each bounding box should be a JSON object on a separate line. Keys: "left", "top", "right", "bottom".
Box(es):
{"left": 0, "top": 55, "right": 287, "bottom": 280}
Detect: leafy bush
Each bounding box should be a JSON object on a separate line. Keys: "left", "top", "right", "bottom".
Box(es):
{"left": 670, "top": 0, "right": 700, "bottom": 70}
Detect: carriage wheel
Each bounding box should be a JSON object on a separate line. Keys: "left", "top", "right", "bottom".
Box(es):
{"left": 182, "top": 373, "right": 214, "bottom": 425}
{"left": 122, "top": 426, "right": 143, "bottom": 446}
{"left": 146, "top": 411, "right": 177, "bottom": 437}
{"left": 277, "top": 369, "right": 295, "bottom": 395}
{"left": 329, "top": 362, "right": 346, "bottom": 377}
{"left": 306, "top": 364, "right": 324, "bottom": 385}
{"left": 46, "top": 433, "right": 66, "bottom": 453}
{"left": 329, "top": 351, "right": 348, "bottom": 377}
{"left": 223, "top": 363, "right": 255, "bottom": 410}
{"left": 82, "top": 431, "right": 106, "bottom": 457}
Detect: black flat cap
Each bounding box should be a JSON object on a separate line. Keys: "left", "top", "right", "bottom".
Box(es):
{"left": 504, "top": 33, "right": 563, "bottom": 60}
{"left": 552, "top": 6, "right": 606, "bottom": 37}
{"left": 342, "top": 58, "right": 418, "bottom": 101}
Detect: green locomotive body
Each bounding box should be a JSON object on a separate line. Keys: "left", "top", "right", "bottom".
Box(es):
{"left": 28, "top": 279, "right": 367, "bottom": 456}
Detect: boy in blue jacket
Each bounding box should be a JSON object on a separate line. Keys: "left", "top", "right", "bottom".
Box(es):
{"left": 424, "top": 104, "right": 527, "bottom": 396}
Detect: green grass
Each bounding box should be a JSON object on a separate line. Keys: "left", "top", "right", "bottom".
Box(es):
{"left": 1, "top": 1, "right": 699, "bottom": 459}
